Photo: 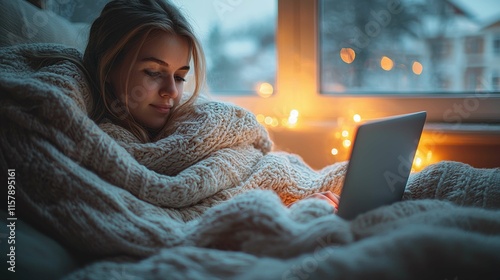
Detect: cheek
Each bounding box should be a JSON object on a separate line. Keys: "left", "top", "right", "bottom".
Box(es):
{"left": 126, "top": 77, "right": 158, "bottom": 106}
{"left": 176, "top": 84, "right": 184, "bottom": 101}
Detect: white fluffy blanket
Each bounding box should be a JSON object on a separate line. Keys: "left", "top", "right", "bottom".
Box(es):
{"left": 1, "top": 44, "right": 500, "bottom": 280}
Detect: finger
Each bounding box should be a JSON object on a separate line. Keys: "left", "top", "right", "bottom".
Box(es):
{"left": 312, "top": 194, "right": 339, "bottom": 210}
{"left": 321, "top": 191, "right": 340, "bottom": 205}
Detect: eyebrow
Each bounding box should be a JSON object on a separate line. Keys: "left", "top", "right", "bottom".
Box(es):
{"left": 141, "top": 57, "right": 190, "bottom": 71}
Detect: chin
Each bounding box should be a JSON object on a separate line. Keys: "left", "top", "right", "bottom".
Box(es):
{"left": 147, "top": 124, "right": 164, "bottom": 131}
{"left": 139, "top": 120, "right": 166, "bottom": 132}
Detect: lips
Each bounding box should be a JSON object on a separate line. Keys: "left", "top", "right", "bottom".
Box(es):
{"left": 150, "top": 99, "right": 174, "bottom": 114}
{"left": 150, "top": 104, "right": 173, "bottom": 114}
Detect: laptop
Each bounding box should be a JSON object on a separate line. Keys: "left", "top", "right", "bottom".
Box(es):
{"left": 336, "top": 111, "right": 427, "bottom": 220}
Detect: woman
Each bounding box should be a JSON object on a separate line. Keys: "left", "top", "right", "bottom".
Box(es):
{"left": 83, "top": 0, "right": 340, "bottom": 210}
{"left": 83, "top": 0, "right": 205, "bottom": 143}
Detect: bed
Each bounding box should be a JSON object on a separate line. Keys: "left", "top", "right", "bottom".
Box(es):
{"left": 1, "top": 1, "right": 500, "bottom": 279}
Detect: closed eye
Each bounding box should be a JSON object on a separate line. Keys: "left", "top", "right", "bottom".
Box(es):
{"left": 144, "top": 70, "right": 161, "bottom": 78}
{"left": 175, "top": 76, "right": 186, "bottom": 82}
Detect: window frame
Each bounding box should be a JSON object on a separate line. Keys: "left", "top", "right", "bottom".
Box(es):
{"left": 216, "top": 0, "right": 500, "bottom": 124}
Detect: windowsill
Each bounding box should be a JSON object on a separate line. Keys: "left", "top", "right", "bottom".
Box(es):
{"left": 214, "top": 93, "right": 500, "bottom": 141}
{"left": 424, "top": 122, "right": 500, "bottom": 134}
{"left": 266, "top": 119, "right": 500, "bottom": 134}
{"left": 263, "top": 120, "right": 500, "bottom": 170}
{"left": 422, "top": 122, "right": 500, "bottom": 146}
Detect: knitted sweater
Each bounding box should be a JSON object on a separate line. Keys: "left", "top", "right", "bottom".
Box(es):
{"left": 98, "top": 100, "right": 347, "bottom": 210}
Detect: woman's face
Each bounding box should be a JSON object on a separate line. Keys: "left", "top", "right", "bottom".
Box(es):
{"left": 110, "top": 31, "right": 191, "bottom": 130}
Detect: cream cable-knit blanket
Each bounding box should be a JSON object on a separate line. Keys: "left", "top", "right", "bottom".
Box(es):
{"left": 2, "top": 44, "right": 500, "bottom": 280}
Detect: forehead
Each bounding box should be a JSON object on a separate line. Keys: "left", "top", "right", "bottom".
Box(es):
{"left": 135, "top": 31, "right": 191, "bottom": 66}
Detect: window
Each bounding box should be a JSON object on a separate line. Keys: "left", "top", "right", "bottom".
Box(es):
{"left": 215, "top": 0, "right": 499, "bottom": 125}
{"left": 171, "top": 0, "right": 277, "bottom": 95}
{"left": 464, "top": 36, "right": 484, "bottom": 54}
{"left": 320, "top": 0, "right": 428, "bottom": 93}
{"left": 319, "top": 0, "right": 496, "bottom": 94}
{"left": 494, "top": 35, "right": 500, "bottom": 55}
{"left": 493, "top": 71, "right": 500, "bottom": 90}
{"left": 464, "top": 67, "right": 485, "bottom": 90}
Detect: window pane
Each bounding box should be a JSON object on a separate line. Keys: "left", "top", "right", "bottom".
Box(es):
{"left": 319, "top": 0, "right": 500, "bottom": 94}
{"left": 172, "top": 0, "right": 277, "bottom": 95}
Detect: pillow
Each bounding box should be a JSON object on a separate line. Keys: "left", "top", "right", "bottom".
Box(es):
{"left": 0, "top": 209, "right": 79, "bottom": 279}
{"left": 0, "top": 0, "right": 89, "bottom": 52}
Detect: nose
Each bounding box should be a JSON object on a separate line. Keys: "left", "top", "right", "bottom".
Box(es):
{"left": 159, "top": 76, "right": 178, "bottom": 99}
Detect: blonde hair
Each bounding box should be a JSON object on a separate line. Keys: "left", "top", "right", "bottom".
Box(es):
{"left": 84, "top": 0, "right": 206, "bottom": 142}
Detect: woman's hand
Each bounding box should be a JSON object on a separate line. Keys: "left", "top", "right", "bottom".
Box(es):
{"left": 288, "top": 191, "right": 340, "bottom": 213}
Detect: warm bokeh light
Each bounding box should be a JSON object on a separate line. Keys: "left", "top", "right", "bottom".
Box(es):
{"left": 260, "top": 112, "right": 443, "bottom": 171}
{"left": 412, "top": 61, "right": 423, "bottom": 75}
{"left": 271, "top": 118, "right": 279, "bottom": 127}
{"left": 287, "top": 109, "right": 299, "bottom": 126}
{"left": 257, "top": 82, "right": 274, "bottom": 98}
{"left": 256, "top": 114, "right": 265, "bottom": 123}
{"left": 414, "top": 156, "right": 422, "bottom": 168}
{"left": 426, "top": 151, "right": 433, "bottom": 161}
{"left": 412, "top": 152, "right": 425, "bottom": 172}
{"left": 255, "top": 110, "right": 300, "bottom": 128}
{"left": 340, "top": 48, "right": 356, "bottom": 64}
{"left": 411, "top": 142, "right": 438, "bottom": 172}
{"left": 342, "top": 139, "right": 351, "bottom": 148}
{"left": 380, "top": 56, "right": 394, "bottom": 71}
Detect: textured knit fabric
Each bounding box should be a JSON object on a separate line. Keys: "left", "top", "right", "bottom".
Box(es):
{"left": 98, "top": 101, "right": 347, "bottom": 210}
{"left": 2, "top": 44, "right": 500, "bottom": 280}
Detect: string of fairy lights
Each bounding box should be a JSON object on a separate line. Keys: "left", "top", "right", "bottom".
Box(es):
{"left": 255, "top": 105, "right": 433, "bottom": 172}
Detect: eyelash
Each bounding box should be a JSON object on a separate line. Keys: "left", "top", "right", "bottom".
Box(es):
{"left": 175, "top": 76, "right": 186, "bottom": 82}
{"left": 144, "top": 70, "right": 160, "bottom": 78}
{"left": 144, "top": 70, "right": 186, "bottom": 82}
